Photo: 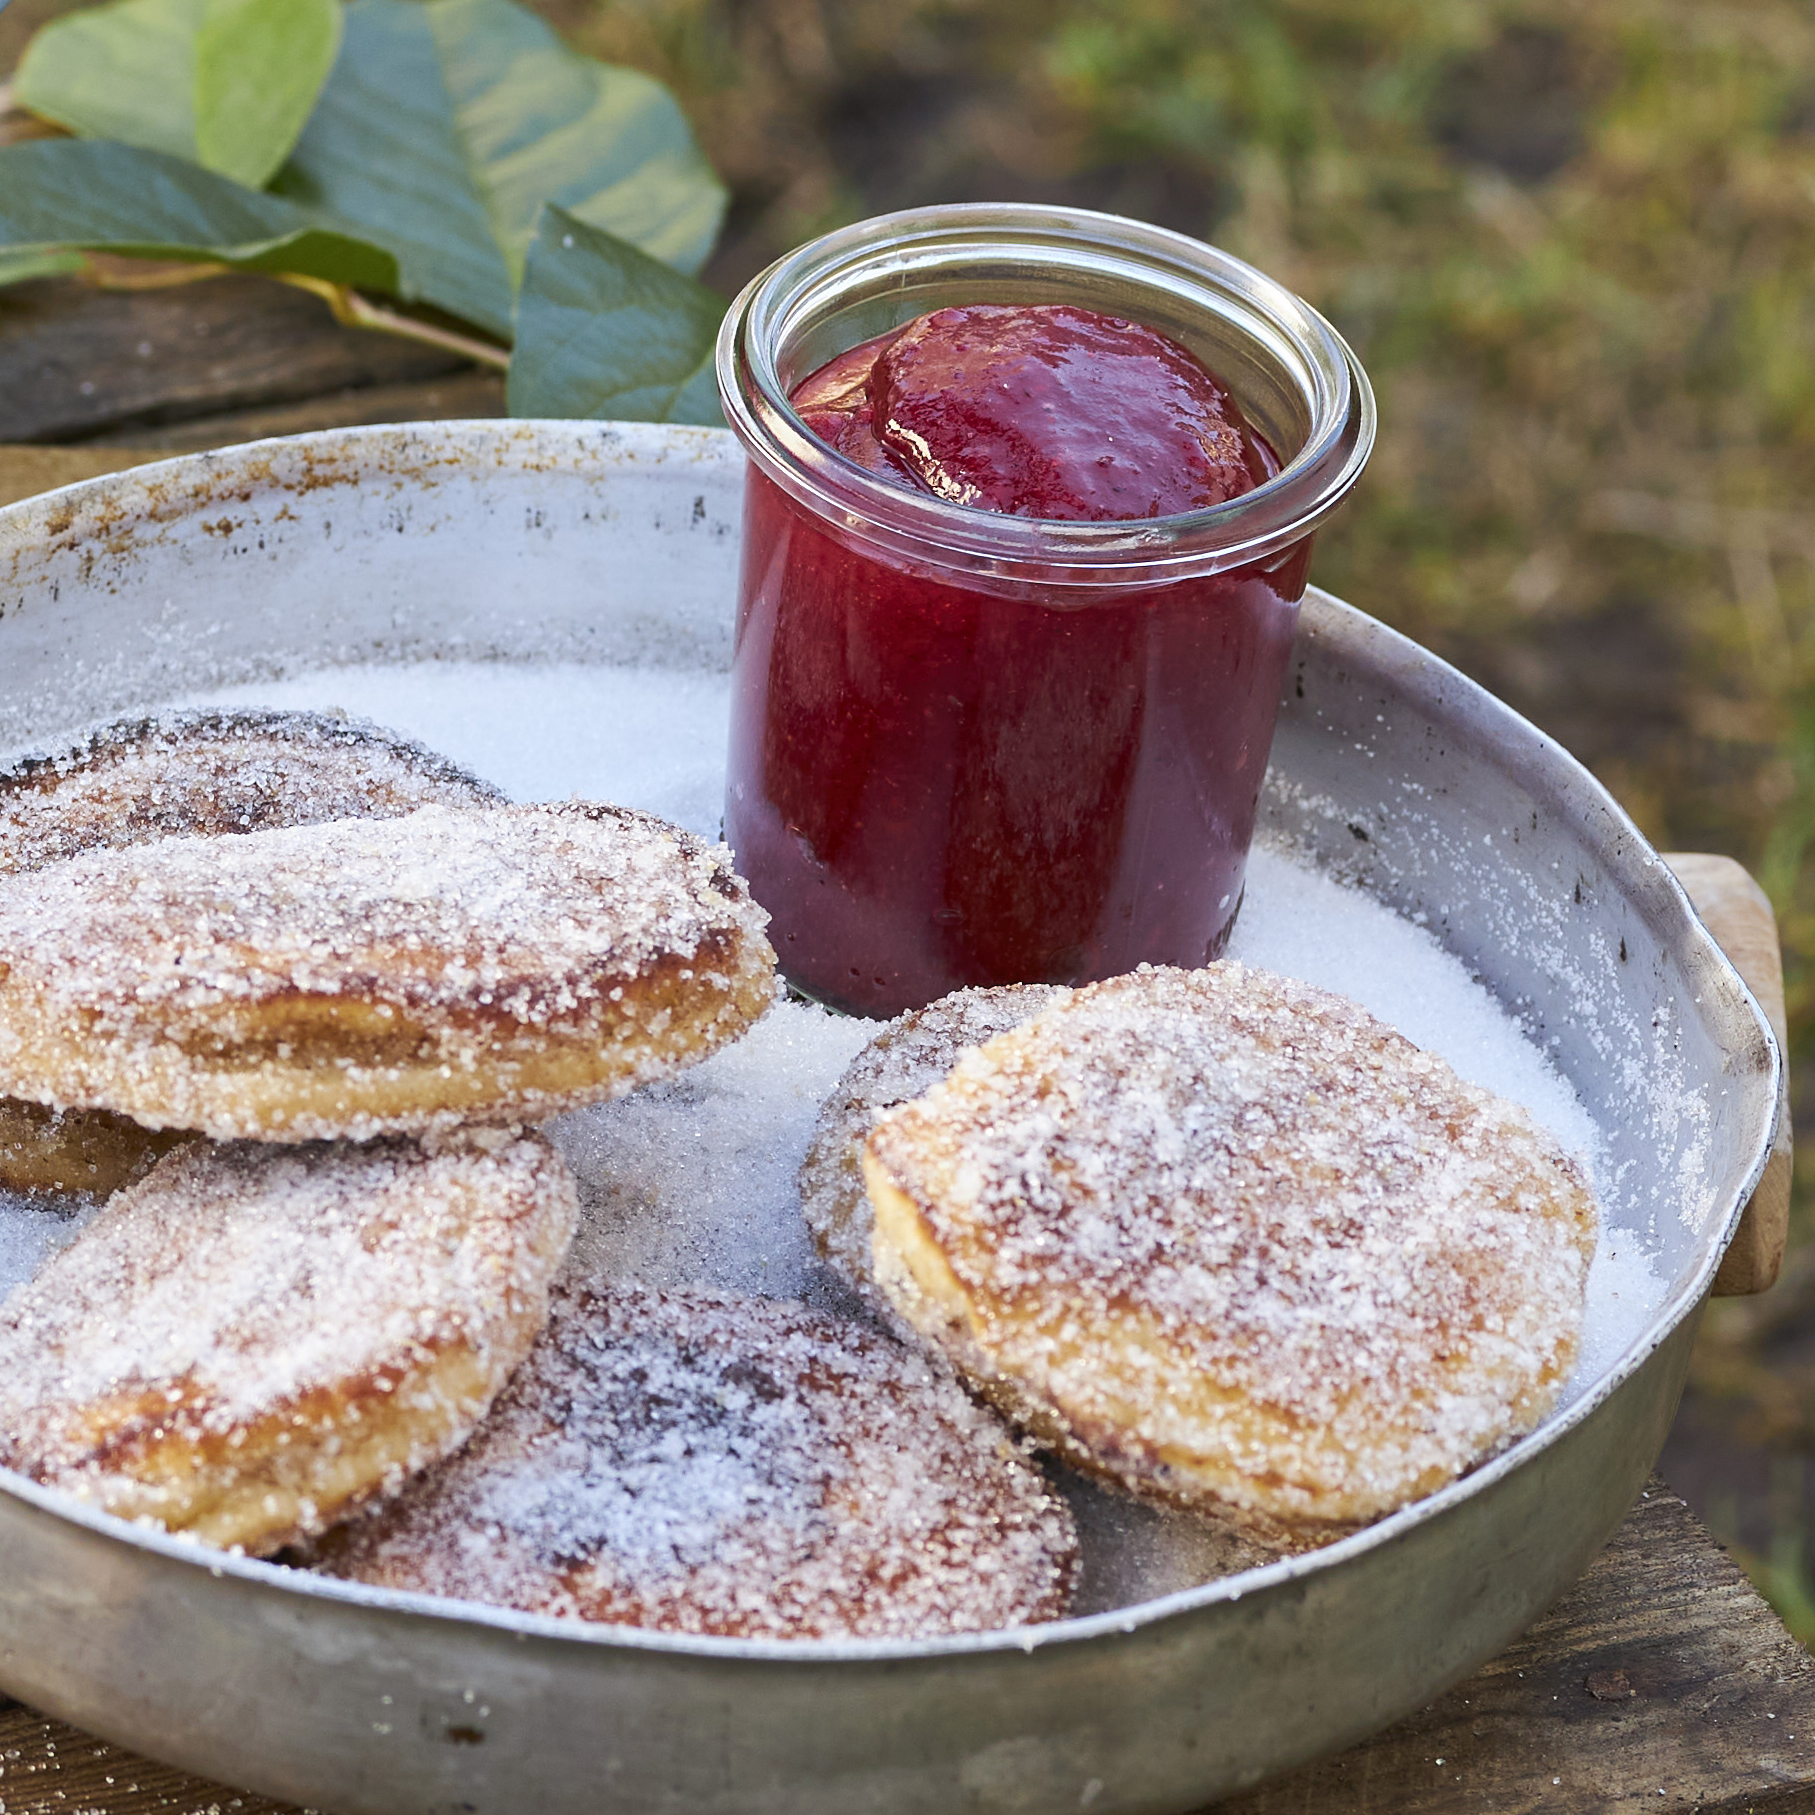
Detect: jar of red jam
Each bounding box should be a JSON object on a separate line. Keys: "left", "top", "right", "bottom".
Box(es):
{"left": 716, "top": 204, "right": 1374, "bottom": 1018}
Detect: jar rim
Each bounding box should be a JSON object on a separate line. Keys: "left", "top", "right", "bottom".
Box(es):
{"left": 715, "top": 203, "right": 1376, "bottom": 587}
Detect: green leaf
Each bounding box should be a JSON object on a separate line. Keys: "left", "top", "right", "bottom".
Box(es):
{"left": 14, "top": 0, "right": 342, "bottom": 189}
{"left": 423, "top": 0, "right": 726, "bottom": 281}
{"left": 0, "top": 140, "right": 400, "bottom": 293}
{"left": 11, "top": 0, "right": 724, "bottom": 347}
{"left": 507, "top": 205, "right": 724, "bottom": 425}
{"left": 14, "top": 0, "right": 204, "bottom": 164}
{"left": 273, "top": 0, "right": 514, "bottom": 335}
{"left": 195, "top": 0, "right": 344, "bottom": 187}
{"left": 271, "top": 0, "right": 725, "bottom": 338}
{"left": 0, "top": 248, "right": 88, "bottom": 288}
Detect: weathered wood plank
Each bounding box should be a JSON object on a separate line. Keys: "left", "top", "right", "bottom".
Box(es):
{"left": 0, "top": 443, "right": 165, "bottom": 507}
{"left": 0, "top": 1484, "right": 1808, "bottom": 1814}
{"left": 80, "top": 370, "right": 507, "bottom": 452}
{"left": 1214, "top": 1482, "right": 1815, "bottom": 1814}
{"left": 0, "top": 369, "right": 504, "bottom": 509}
{"left": 0, "top": 274, "right": 478, "bottom": 444}
{"left": 0, "top": 1698, "right": 309, "bottom": 1813}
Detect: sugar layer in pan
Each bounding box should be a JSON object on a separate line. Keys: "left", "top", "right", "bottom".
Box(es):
{"left": 0, "top": 659, "right": 1663, "bottom": 1607}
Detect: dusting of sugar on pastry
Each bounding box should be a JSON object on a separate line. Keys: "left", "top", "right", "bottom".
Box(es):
{"left": 0, "top": 801, "right": 775, "bottom": 1140}
{"left": 325, "top": 1283, "right": 1077, "bottom": 1640}
{"left": 865, "top": 964, "right": 1598, "bottom": 1532}
{"left": 0, "top": 1133, "right": 578, "bottom": 1553}
{"left": 0, "top": 708, "right": 508, "bottom": 1195}
{"left": 0, "top": 708, "right": 503, "bottom": 876}
{"left": 799, "top": 984, "right": 1070, "bottom": 1310}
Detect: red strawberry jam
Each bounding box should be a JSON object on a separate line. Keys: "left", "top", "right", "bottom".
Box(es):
{"left": 725, "top": 302, "right": 1305, "bottom": 1017}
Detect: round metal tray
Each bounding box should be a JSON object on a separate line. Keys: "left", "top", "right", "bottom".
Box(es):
{"left": 0, "top": 421, "right": 1782, "bottom": 1815}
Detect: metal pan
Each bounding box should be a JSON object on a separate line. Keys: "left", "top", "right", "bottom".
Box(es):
{"left": 0, "top": 421, "right": 1781, "bottom": 1815}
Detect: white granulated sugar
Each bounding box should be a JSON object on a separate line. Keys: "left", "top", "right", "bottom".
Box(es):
{"left": 165, "top": 662, "right": 1662, "bottom": 1392}
{"left": 0, "top": 1192, "right": 97, "bottom": 1304}
{"left": 1569, "top": 1235, "right": 1665, "bottom": 1394}
{"left": 551, "top": 998, "right": 878, "bottom": 1302}
{"left": 1233, "top": 841, "right": 1596, "bottom": 1155}
{"left": 182, "top": 665, "right": 730, "bottom": 842}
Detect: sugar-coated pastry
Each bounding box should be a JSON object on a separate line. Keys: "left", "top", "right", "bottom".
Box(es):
{"left": 799, "top": 983, "right": 1069, "bottom": 1310}
{"left": 0, "top": 708, "right": 504, "bottom": 1193}
{"left": 0, "top": 802, "right": 776, "bottom": 1142}
{"left": 863, "top": 963, "right": 1597, "bottom": 1535}
{"left": 324, "top": 1283, "right": 1078, "bottom": 1639}
{"left": 0, "top": 1097, "right": 188, "bottom": 1199}
{"left": 0, "top": 707, "right": 504, "bottom": 878}
{"left": 0, "top": 1132, "right": 578, "bottom": 1554}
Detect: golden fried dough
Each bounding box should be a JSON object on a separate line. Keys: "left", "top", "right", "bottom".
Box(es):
{"left": 324, "top": 1283, "right": 1077, "bottom": 1639}
{"left": 0, "top": 707, "right": 503, "bottom": 877}
{"left": 0, "top": 709, "right": 503, "bottom": 1194}
{"left": 799, "top": 984, "right": 1069, "bottom": 1310}
{"left": 0, "top": 1097, "right": 187, "bottom": 1198}
{"left": 863, "top": 963, "right": 1598, "bottom": 1536}
{"left": 0, "top": 1132, "right": 578, "bottom": 1554}
{"left": 0, "top": 802, "right": 776, "bottom": 1142}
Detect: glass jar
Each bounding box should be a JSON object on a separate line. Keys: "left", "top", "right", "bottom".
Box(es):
{"left": 716, "top": 204, "right": 1374, "bottom": 1018}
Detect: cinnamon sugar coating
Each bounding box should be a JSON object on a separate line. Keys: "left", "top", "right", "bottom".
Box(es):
{"left": 0, "top": 802, "right": 776, "bottom": 1142}
{"left": 0, "top": 708, "right": 503, "bottom": 878}
{"left": 0, "top": 1132, "right": 579, "bottom": 1555}
{"left": 800, "top": 984, "right": 1070, "bottom": 1311}
{"left": 324, "top": 1283, "right": 1078, "bottom": 1640}
{"left": 0, "top": 709, "right": 504, "bottom": 1192}
{"left": 863, "top": 963, "right": 1597, "bottom": 1534}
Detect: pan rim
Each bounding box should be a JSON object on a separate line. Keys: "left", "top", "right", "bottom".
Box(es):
{"left": 0, "top": 422, "right": 1780, "bottom": 1669}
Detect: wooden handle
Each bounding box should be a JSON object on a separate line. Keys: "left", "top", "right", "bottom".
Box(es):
{"left": 1662, "top": 853, "right": 1791, "bottom": 1295}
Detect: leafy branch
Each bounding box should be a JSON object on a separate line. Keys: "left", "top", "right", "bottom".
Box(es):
{"left": 0, "top": 0, "right": 730, "bottom": 423}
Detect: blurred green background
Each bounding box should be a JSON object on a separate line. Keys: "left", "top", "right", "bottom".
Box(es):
{"left": 6, "top": 0, "right": 1815, "bottom": 1629}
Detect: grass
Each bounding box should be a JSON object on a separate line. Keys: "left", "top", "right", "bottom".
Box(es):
{"left": 1708, "top": 1457, "right": 1815, "bottom": 1648}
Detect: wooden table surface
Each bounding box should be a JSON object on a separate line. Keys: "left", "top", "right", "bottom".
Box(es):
{"left": 0, "top": 267, "right": 1808, "bottom": 1815}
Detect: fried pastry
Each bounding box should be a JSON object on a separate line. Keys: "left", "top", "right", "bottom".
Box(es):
{"left": 0, "top": 1132, "right": 578, "bottom": 1555}
{"left": 799, "top": 983, "right": 1069, "bottom": 1310}
{"left": 323, "top": 1283, "right": 1078, "bottom": 1639}
{"left": 0, "top": 708, "right": 503, "bottom": 1194}
{"left": 0, "top": 802, "right": 776, "bottom": 1142}
{"left": 0, "top": 707, "right": 503, "bottom": 877}
{"left": 0, "top": 1097, "right": 188, "bottom": 1199}
{"left": 862, "top": 963, "right": 1598, "bottom": 1536}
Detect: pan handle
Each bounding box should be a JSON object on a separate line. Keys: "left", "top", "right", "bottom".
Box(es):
{"left": 1665, "top": 853, "right": 1792, "bottom": 1295}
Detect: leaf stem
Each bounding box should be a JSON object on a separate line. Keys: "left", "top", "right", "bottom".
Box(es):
{"left": 86, "top": 254, "right": 234, "bottom": 290}
{"left": 276, "top": 275, "right": 512, "bottom": 372}
{"left": 1, "top": 81, "right": 74, "bottom": 146}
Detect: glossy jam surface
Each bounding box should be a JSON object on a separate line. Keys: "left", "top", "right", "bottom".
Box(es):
{"left": 790, "top": 306, "right": 1277, "bottom": 516}
{"left": 727, "top": 304, "right": 1307, "bottom": 1018}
